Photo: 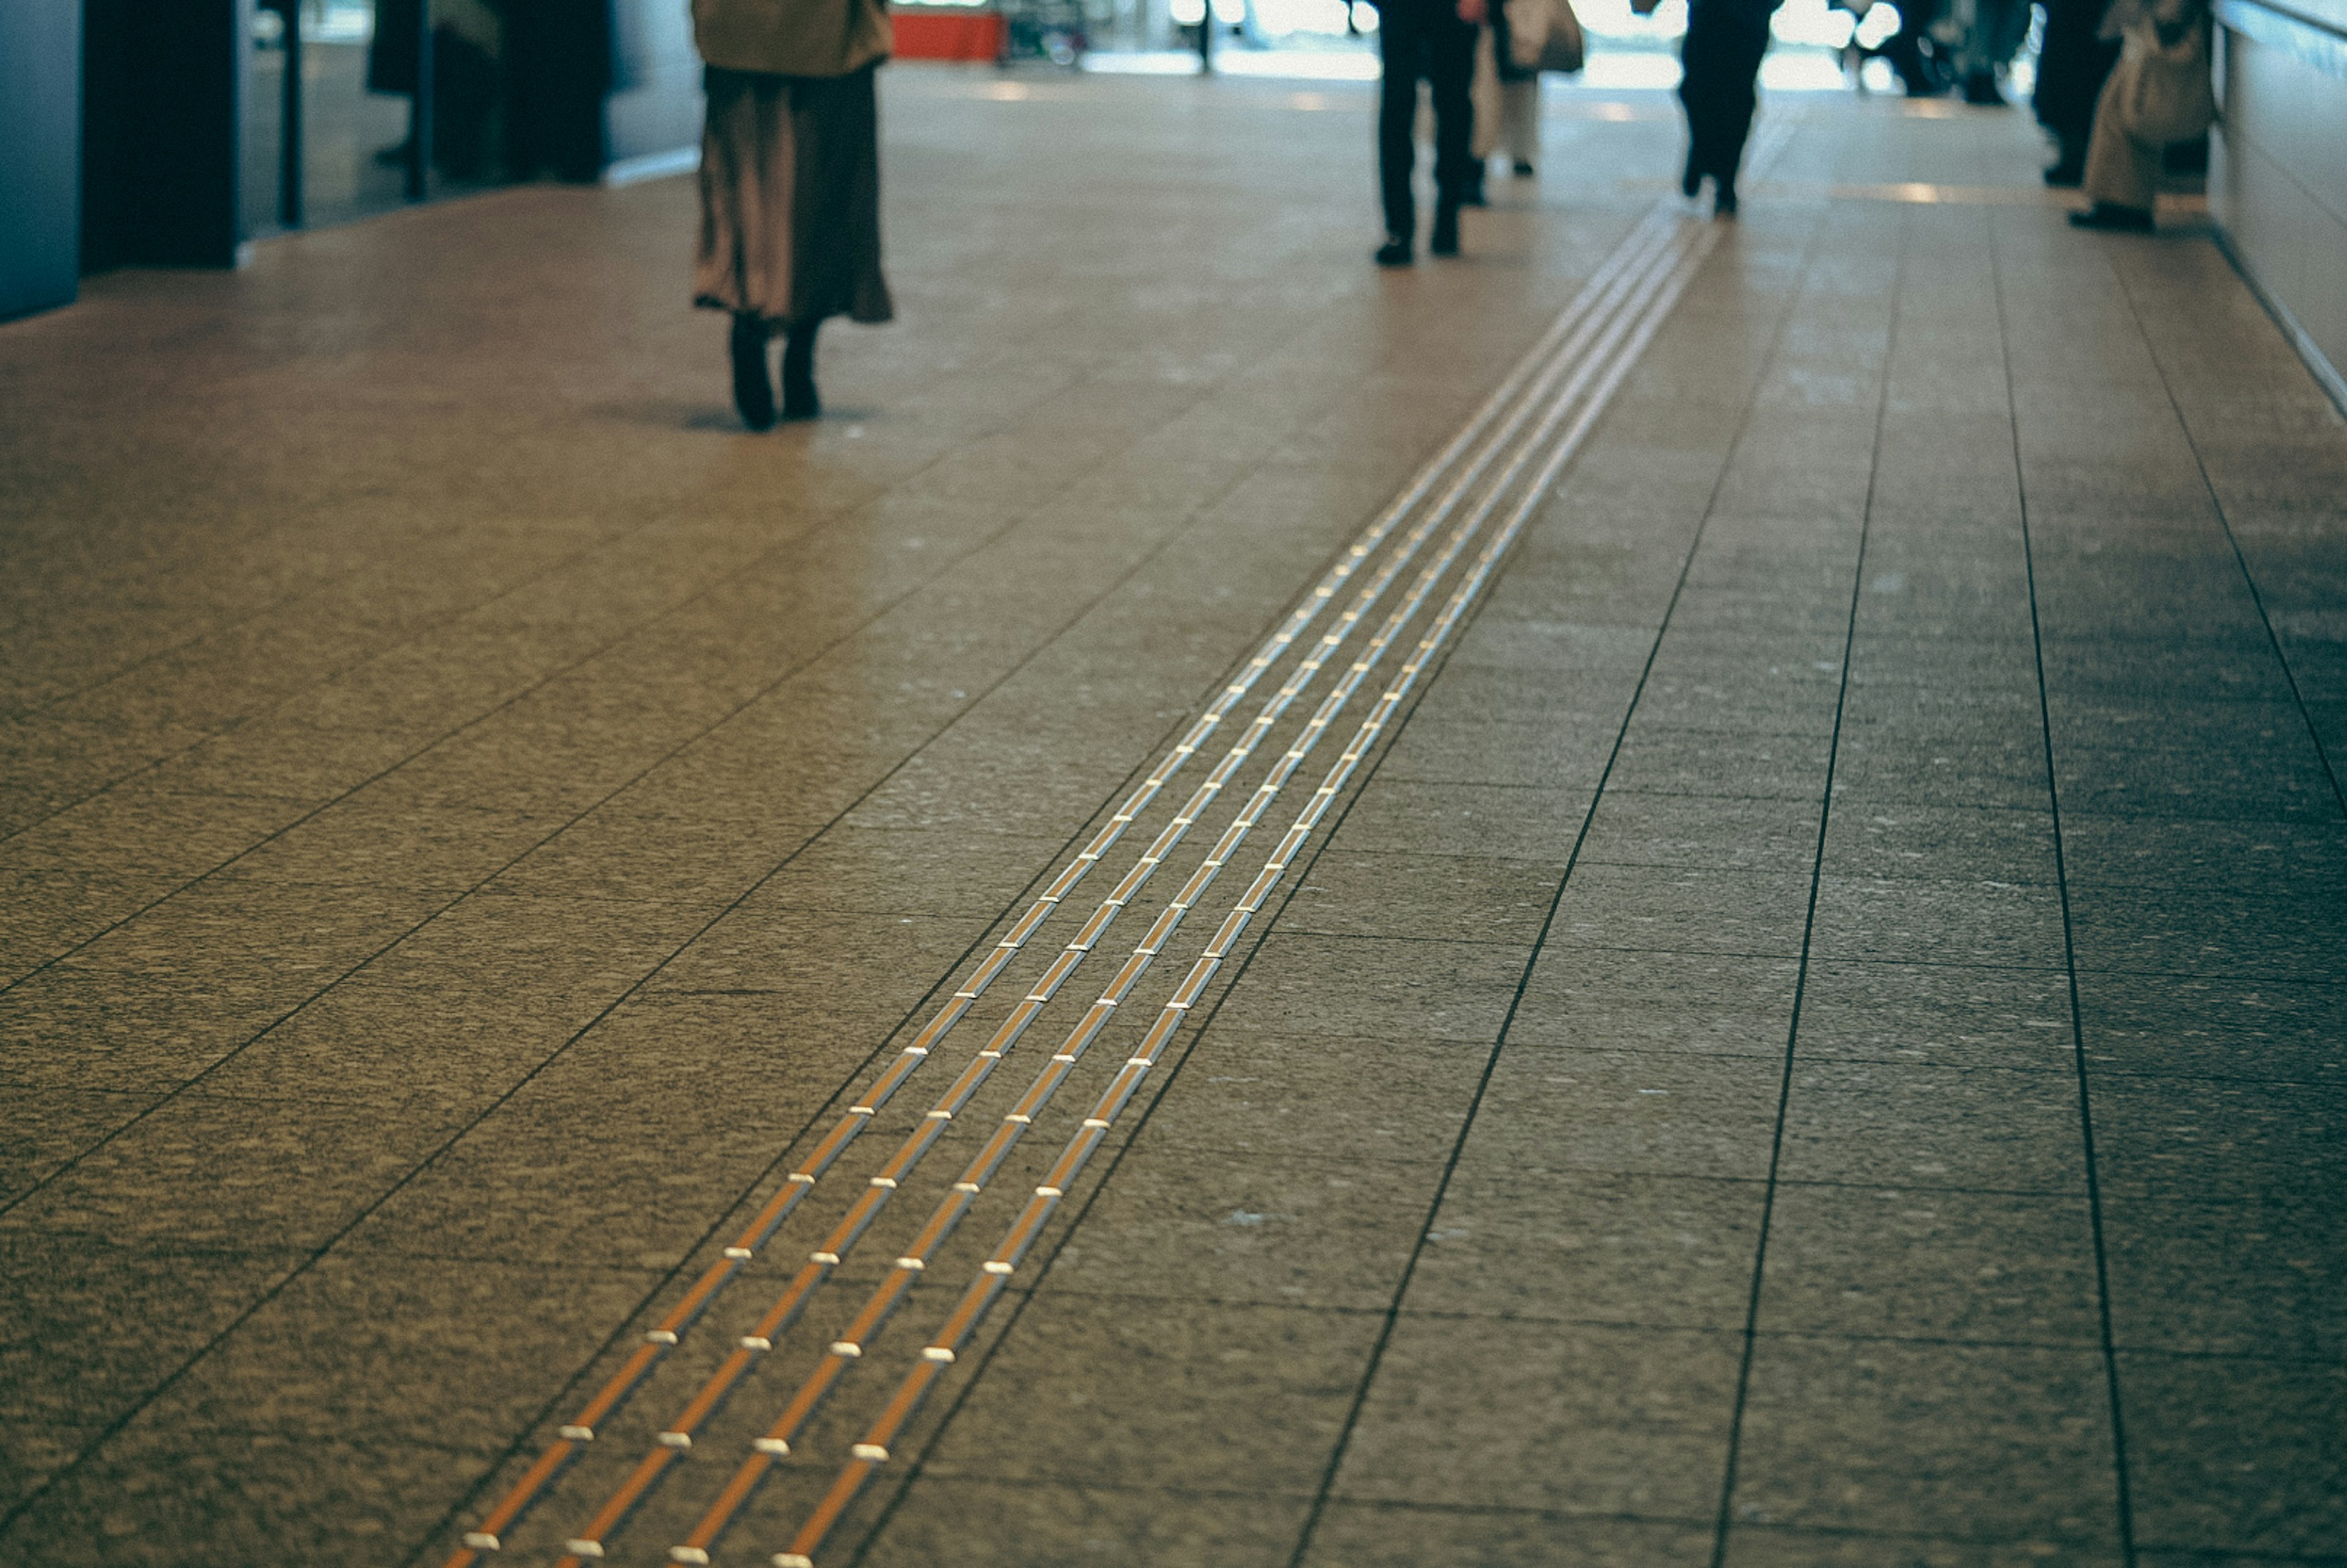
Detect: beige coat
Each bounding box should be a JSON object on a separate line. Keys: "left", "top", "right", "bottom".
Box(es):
{"left": 693, "top": 0, "right": 892, "bottom": 78}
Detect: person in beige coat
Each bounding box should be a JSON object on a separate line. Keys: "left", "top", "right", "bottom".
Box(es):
{"left": 693, "top": 0, "right": 896, "bottom": 427}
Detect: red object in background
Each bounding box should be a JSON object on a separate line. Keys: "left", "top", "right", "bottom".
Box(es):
{"left": 892, "top": 7, "right": 1009, "bottom": 59}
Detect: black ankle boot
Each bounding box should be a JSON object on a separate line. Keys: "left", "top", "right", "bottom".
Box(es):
{"left": 730, "top": 315, "right": 775, "bottom": 431}
{"left": 1374, "top": 235, "right": 1412, "bottom": 267}
{"left": 1682, "top": 151, "right": 1703, "bottom": 199}
{"left": 2068, "top": 201, "right": 2153, "bottom": 232}
{"left": 780, "top": 324, "right": 820, "bottom": 420}
{"left": 1430, "top": 205, "right": 1460, "bottom": 257}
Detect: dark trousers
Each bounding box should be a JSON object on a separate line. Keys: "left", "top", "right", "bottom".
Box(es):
{"left": 1376, "top": 0, "right": 1475, "bottom": 240}
{"left": 1678, "top": 4, "right": 1771, "bottom": 189}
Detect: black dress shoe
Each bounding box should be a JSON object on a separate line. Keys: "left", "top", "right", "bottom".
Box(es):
{"left": 730, "top": 315, "right": 776, "bottom": 431}
{"left": 1513, "top": 159, "right": 1536, "bottom": 177}
{"left": 2068, "top": 201, "right": 2153, "bottom": 232}
{"left": 1713, "top": 185, "right": 1738, "bottom": 219}
{"left": 1429, "top": 207, "right": 1460, "bottom": 256}
{"left": 1681, "top": 152, "right": 1703, "bottom": 199}
{"left": 2043, "top": 159, "right": 2084, "bottom": 188}
{"left": 1374, "top": 236, "right": 1412, "bottom": 267}
{"left": 1961, "top": 69, "right": 2005, "bottom": 104}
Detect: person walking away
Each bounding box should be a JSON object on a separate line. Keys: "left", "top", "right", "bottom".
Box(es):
{"left": 692, "top": 0, "right": 895, "bottom": 428}
{"left": 1668, "top": 0, "right": 1782, "bottom": 218}
{"left": 2070, "top": 0, "right": 2214, "bottom": 229}
{"left": 1373, "top": 0, "right": 1489, "bottom": 266}
{"left": 2035, "top": 0, "right": 2121, "bottom": 183}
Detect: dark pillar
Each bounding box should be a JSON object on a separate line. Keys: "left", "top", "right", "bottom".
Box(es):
{"left": 83, "top": 0, "right": 251, "bottom": 272}
{"left": 0, "top": 0, "right": 82, "bottom": 318}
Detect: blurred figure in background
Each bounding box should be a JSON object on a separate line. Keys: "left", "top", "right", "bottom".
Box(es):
{"left": 504, "top": 0, "right": 616, "bottom": 181}
{"left": 1668, "top": 0, "right": 1781, "bottom": 217}
{"left": 1947, "top": 0, "right": 2030, "bottom": 101}
{"left": 1475, "top": 0, "right": 1573, "bottom": 178}
{"left": 692, "top": 0, "right": 895, "bottom": 428}
{"left": 2034, "top": 0, "right": 2120, "bottom": 182}
{"left": 1372, "top": 0, "right": 1488, "bottom": 266}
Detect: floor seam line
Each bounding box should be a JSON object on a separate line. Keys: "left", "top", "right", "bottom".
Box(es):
{"left": 1997, "top": 208, "right": 2142, "bottom": 1567}
{"left": 1706, "top": 204, "right": 1902, "bottom": 1568}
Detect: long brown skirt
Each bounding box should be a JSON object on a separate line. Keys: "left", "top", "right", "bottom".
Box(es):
{"left": 694, "top": 64, "right": 894, "bottom": 334}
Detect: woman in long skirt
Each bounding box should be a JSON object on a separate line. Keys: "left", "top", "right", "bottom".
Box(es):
{"left": 692, "top": 0, "right": 895, "bottom": 428}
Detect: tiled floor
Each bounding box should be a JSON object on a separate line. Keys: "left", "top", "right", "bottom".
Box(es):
{"left": 2, "top": 64, "right": 2343, "bottom": 1568}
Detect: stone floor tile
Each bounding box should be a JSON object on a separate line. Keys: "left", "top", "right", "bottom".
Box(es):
{"left": 484, "top": 807, "right": 832, "bottom": 907}
{"left": 2057, "top": 814, "right": 2347, "bottom": 891}
{"left": 1795, "top": 962, "right": 2078, "bottom": 1073}
{"left": 2117, "top": 1352, "right": 2347, "bottom": 1558}
{"left": 2054, "top": 742, "right": 2344, "bottom": 822}
{"left": 2088, "top": 1073, "right": 2347, "bottom": 1202}
{"left": 1758, "top": 1184, "right": 2101, "bottom": 1344}
{"left": 1607, "top": 726, "right": 1835, "bottom": 801}
{"left": 0, "top": 962, "right": 298, "bottom": 1092}
{"left": 0, "top": 1084, "right": 165, "bottom": 1207}
{"left": 1577, "top": 791, "right": 1823, "bottom": 875}
{"left": 863, "top": 1478, "right": 1311, "bottom": 1568}
{"left": 1818, "top": 803, "right": 2058, "bottom": 884}
{"left": 1374, "top": 711, "right": 1622, "bottom": 791}
{"left": 1548, "top": 864, "right": 1817, "bottom": 959}
{"left": 1729, "top": 1337, "right": 2121, "bottom": 1547}
{"left": 0, "top": 1232, "right": 305, "bottom": 1445}
{"left": 1331, "top": 780, "right": 1598, "bottom": 861}
{"left": 1778, "top": 1061, "right": 2088, "bottom": 1193}
{"left": 1721, "top": 1525, "right": 2124, "bottom": 1566}
{"left": 53, "top": 878, "right": 446, "bottom": 1000}
{"left": 1409, "top": 1167, "right": 1763, "bottom": 1329}
{"left": 1810, "top": 874, "right": 2067, "bottom": 970}
{"left": 1210, "top": 934, "right": 1526, "bottom": 1043}
{"left": 2101, "top": 1191, "right": 2346, "bottom": 1360}
{"left": 1045, "top": 1145, "right": 1433, "bottom": 1310}
{"left": 920, "top": 1295, "right": 1379, "bottom": 1495}
{"left": 0, "top": 868, "right": 183, "bottom": 987}
{"left": 1511, "top": 945, "right": 1798, "bottom": 1058}
{"left": 209, "top": 797, "right": 563, "bottom": 895}
{"left": 1462, "top": 1048, "right": 1787, "bottom": 1181}
{"left": 1, "top": 1088, "right": 461, "bottom": 1252}
{"left": 0, "top": 1420, "right": 487, "bottom": 1567}
{"left": 1277, "top": 851, "right": 1564, "bottom": 947}
{"left": 2076, "top": 973, "right": 2347, "bottom": 1083}
{"left": 159, "top": 1252, "right": 659, "bottom": 1449}
{"left": 1331, "top": 1316, "right": 1738, "bottom": 1519}
{"left": 1133, "top": 1028, "right": 1485, "bottom": 1165}
{"left": 1302, "top": 1501, "right": 1716, "bottom": 1567}
{"left": 2067, "top": 881, "right": 2347, "bottom": 980}
{"left": 0, "top": 786, "right": 311, "bottom": 878}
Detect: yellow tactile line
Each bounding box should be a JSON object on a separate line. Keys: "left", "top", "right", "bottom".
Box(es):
{"left": 687, "top": 221, "right": 1725, "bottom": 1568}
{"left": 436, "top": 207, "right": 1683, "bottom": 1568}
{"left": 530, "top": 214, "right": 1695, "bottom": 1568}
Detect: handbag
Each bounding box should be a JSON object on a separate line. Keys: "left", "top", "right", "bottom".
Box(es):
{"left": 1537, "top": 0, "right": 1586, "bottom": 72}
{"left": 2114, "top": 10, "right": 2217, "bottom": 142}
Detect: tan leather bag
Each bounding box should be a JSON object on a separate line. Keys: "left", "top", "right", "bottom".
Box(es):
{"left": 2113, "top": 10, "right": 2217, "bottom": 141}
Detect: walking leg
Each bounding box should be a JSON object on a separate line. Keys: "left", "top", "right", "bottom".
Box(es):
{"left": 1377, "top": 18, "right": 1422, "bottom": 256}
{"left": 1428, "top": 16, "right": 1477, "bottom": 253}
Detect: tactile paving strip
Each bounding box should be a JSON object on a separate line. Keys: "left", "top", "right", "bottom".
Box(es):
{"left": 439, "top": 200, "right": 1721, "bottom": 1568}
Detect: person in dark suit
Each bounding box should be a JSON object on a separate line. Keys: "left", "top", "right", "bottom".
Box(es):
{"left": 1672, "top": 0, "right": 1782, "bottom": 218}
{"left": 2033, "top": 0, "right": 2120, "bottom": 184}
{"left": 1372, "top": 0, "right": 1488, "bottom": 266}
